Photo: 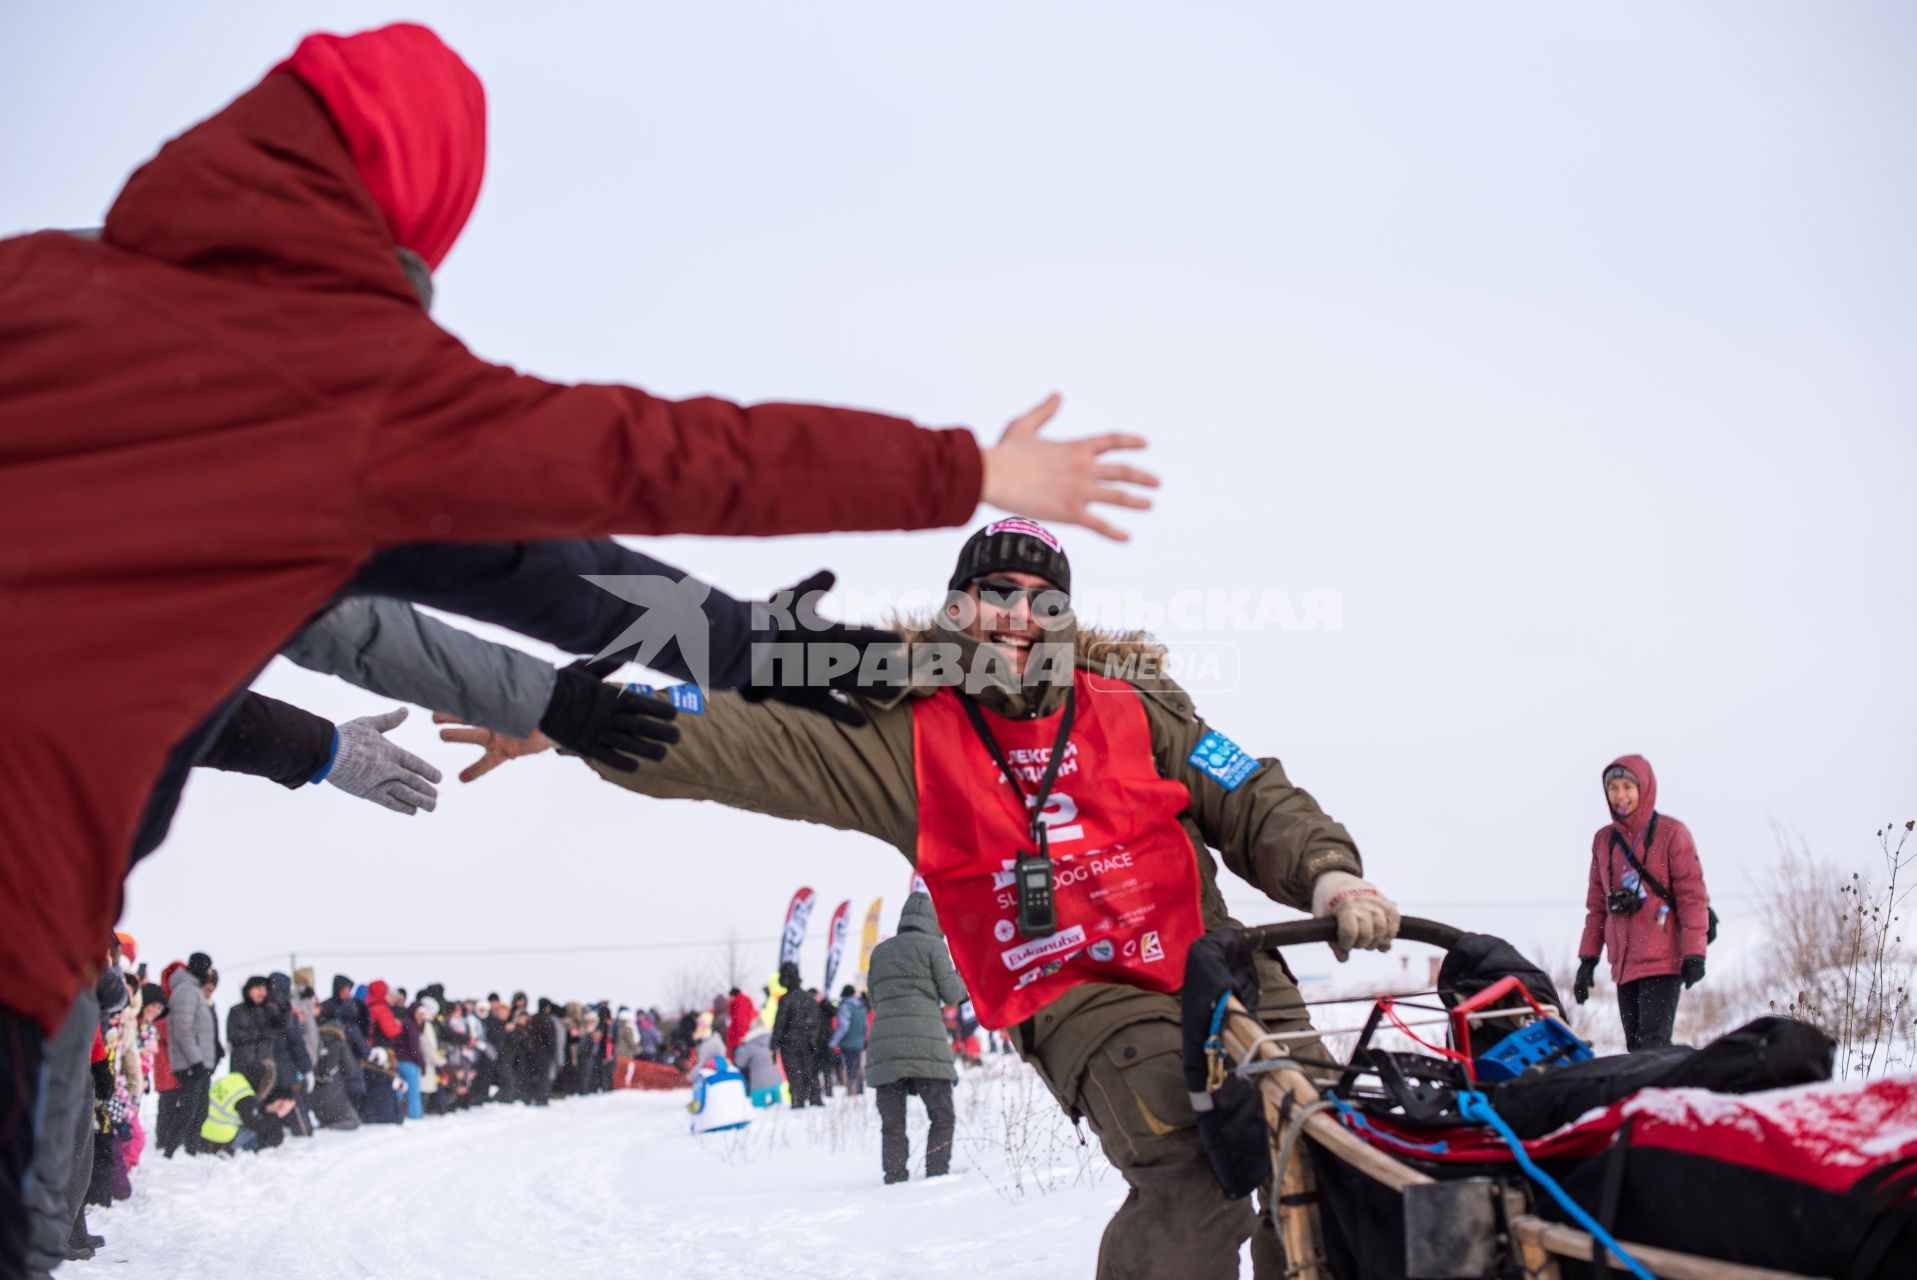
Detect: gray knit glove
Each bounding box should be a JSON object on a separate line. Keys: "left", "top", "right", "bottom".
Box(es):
{"left": 323, "top": 707, "right": 442, "bottom": 815}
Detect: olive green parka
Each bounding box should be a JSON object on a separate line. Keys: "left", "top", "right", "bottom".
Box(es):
{"left": 584, "top": 617, "right": 1362, "bottom": 1106}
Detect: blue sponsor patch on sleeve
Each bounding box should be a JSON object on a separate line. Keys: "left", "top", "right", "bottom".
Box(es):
{"left": 1188, "top": 730, "right": 1260, "bottom": 790}
{"left": 625, "top": 683, "right": 705, "bottom": 714}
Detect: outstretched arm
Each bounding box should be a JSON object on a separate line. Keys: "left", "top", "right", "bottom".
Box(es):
{"left": 375, "top": 322, "right": 1156, "bottom": 543}
{"left": 283, "top": 596, "right": 555, "bottom": 738}
{"left": 438, "top": 684, "right": 920, "bottom": 855}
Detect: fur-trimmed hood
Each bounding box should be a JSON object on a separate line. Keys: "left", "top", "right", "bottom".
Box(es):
{"left": 886, "top": 611, "right": 1181, "bottom": 720}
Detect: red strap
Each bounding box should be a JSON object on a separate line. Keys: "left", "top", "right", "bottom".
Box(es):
{"left": 1379, "top": 997, "right": 1477, "bottom": 1084}
{"left": 1447, "top": 975, "right": 1554, "bottom": 1061}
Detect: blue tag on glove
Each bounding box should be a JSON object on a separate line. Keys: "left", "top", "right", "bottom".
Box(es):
{"left": 1188, "top": 730, "right": 1259, "bottom": 790}
{"left": 625, "top": 683, "right": 705, "bottom": 715}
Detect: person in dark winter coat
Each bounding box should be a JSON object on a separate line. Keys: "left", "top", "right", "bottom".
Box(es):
{"left": 522, "top": 1002, "right": 560, "bottom": 1106}
{"left": 357, "top": 1050, "right": 405, "bottom": 1126}
{"left": 226, "top": 976, "right": 276, "bottom": 1094}
{"left": 317, "top": 977, "right": 369, "bottom": 1102}
{"left": 866, "top": 894, "right": 969, "bottom": 1182}
{"left": 1575, "top": 754, "right": 1712, "bottom": 1051}
{"left": 266, "top": 973, "right": 313, "bottom": 1102}
{"left": 309, "top": 1024, "right": 363, "bottom": 1130}
{"left": 480, "top": 1000, "right": 512, "bottom": 1103}
{"left": 771, "top": 963, "right": 825, "bottom": 1108}
{"left": 830, "top": 987, "right": 869, "bottom": 1096}
{"left": 815, "top": 993, "right": 840, "bottom": 1097}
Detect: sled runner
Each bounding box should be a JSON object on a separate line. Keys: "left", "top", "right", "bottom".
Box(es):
{"left": 1181, "top": 917, "right": 1917, "bottom": 1280}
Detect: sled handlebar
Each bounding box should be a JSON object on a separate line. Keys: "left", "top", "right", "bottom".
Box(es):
{"left": 1241, "top": 916, "right": 1464, "bottom": 954}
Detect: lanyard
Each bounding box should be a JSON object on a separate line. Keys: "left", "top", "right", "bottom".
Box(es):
{"left": 1609, "top": 812, "right": 1668, "bottom": 903}
{"left": 956, "top": 683, "right": 1078, "bottom": 856}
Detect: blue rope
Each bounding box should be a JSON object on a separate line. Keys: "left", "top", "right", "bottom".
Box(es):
{"left": 1455, "top": 1091, "right": 1655, "bottom": 1280}
{"left": 1208, "top": 992, "right": 1231, "bottom": 1040}
{"left": 1324, "top": 1092, "right": 1451, "bottom": 1156}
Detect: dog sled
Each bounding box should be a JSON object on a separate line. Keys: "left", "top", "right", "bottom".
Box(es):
{"left": 1180, "top": 917, "right": 1917, "bottom": 1280}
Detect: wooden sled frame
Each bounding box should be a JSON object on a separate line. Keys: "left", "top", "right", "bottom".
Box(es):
{"left": 1224, "top": 918, "right": 1818, "bottom": 1280}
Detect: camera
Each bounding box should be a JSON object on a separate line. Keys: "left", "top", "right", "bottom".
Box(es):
{"left": 1607, "top": 888, "right": 1642, "bottom": 916}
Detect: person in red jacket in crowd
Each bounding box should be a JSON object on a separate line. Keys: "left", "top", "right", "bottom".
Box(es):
{"left": 363, "top": 982, "right": 405, "bottom": 1047}
{"left": 0, "top": 23, "right": 1159, "bottom": 1256}
{"left": 725, "top": 989, "right": 757, "bottom": 1055}
{"left": 1573, "top": 754, "right": 1713, "bottom": 1051}
{"left": 148, "top": 965, "right": 185, "bottom": 1160}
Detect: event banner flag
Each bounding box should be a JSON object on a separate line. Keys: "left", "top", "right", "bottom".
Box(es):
{"left": 859, "top": 898, "right": 883, "bottom": 977}
{"left": 780, "top": 886, "right": 816, "bottom": 968}
{"left": 823, "top": 899, "right": 851, "bottom": 993}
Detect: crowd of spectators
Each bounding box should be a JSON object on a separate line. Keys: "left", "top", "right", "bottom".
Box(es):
{"left": 29, "top": 920, "right": 995, "bottom": 1273}
{"left": 32, "top": 933, "right": 685, "bottom": 1272}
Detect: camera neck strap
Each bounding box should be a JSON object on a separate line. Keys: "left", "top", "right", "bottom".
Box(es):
{"left": 1609, "top": 812, "right": 1670, "bottom": 905}
{"left": 957, "top": 682, "right": 1078, "bottom": 858}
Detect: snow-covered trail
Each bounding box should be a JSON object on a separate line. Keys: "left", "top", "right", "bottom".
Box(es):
{"left": 94, "top": 1065, "right": 1128, "bottom": 1279}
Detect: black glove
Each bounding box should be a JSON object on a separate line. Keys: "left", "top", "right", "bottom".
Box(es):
{"left": 743, "top": 570, "right": 906, "bottom": 727}
{"left": 539, "top": 656, "right": 680, "bottom": 773}
{"left": 1573, "top": 956, "right": 1597, "bottom": 1005}
{"left": 91, "top": 1057, "right": 115, "bottom": 1101}
{"left": 1681, "top": 955, "right": 1706, "bottom": 989}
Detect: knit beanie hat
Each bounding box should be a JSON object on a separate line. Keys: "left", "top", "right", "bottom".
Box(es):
{"left": 187, "top": 952, "right": 215, "bottom": 984}
{"left": 948, "top": 518, "right": 1070, "bottom": 596}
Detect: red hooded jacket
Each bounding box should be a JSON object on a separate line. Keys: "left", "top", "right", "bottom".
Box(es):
{"left": 1578, "top": 755, "right": 1711, "bottom": 984}
{"left": 726, "top": 992, "right": 757, "bottom": 1053}
{"left": 364, "top": 982, "right": 404, "bottom": 1044}
{"left": 0, "top": 25, "right": 980, "bottom": 1035}
{"left": 150, "top": 961, "right": 186, "bottom": 1092}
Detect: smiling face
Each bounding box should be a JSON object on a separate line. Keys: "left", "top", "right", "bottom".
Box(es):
{"left": 949, "top": 570, "right": 1058, "bottom": 676}
{"left": 1606, "top": 775, "right": 1640, "bottom": 818}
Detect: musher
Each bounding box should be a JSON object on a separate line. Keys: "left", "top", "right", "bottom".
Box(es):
{"left": 440, "top": 519, "right": 1400, "bottom": 1278}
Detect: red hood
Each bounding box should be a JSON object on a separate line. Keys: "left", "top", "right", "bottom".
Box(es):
{"left": 104, "top": 23, "right": 482, "bottom": 296}
{"left": 1604, "top": 753, "right": 1658, "bottom": 842}
{"left": 160, "top": 961, "right": 186, "bottom": 988}
{"left": 276, "top": 24, "right": 485, "bottom": 271}
{"left": 367, "top": 980, "right": 390, "bottom": 1006}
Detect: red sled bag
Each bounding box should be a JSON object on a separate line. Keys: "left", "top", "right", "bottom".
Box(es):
{"left": 1537, "top": 1076, "right": 1917, "bottom": 1279}
{"left": 1328, "top": 1075, "right": 1917, "bottom": 1279}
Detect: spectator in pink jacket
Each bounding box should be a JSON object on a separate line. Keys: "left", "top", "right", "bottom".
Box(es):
{"left": 1574, "top": 754, "right": 1713, "bottom": 1050}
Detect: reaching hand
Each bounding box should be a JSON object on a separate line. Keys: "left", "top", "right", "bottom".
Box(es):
{"left": 744, "top": 569, "right": 906, "bottom": 726}
{"left": 434, "top": 714, "right": 555, "bottom": 784}
{"left": 1573, "top": 956, "right": 1598, "bottom": 1005}
{"left": 323, "top": 707, "right": 442, "bottom": 814}
{"left": 1310, "top": 871, "right": 1400, "bottom": 962}
{"left": 979, "top": 394, "right": 1158, "bottom": 542}
{"left": 539, "top": 657, "right": 680, "bottom": 772}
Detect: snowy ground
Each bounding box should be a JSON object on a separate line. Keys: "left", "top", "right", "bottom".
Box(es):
{"left": 86, "top": 1059, "right": 1131, "bottom": 1280}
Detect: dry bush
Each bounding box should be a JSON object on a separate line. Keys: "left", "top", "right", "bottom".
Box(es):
{"left": 1755, "top": 821, "right": 1915, "bottom": 1079}
{"left": 663, "top": 960, "right": 717, "bottom": 1020}
{"left": 953, "top": 1056, "right": 1107, "bottom": 1202}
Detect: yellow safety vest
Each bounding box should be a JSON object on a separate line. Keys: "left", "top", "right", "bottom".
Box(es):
{"left": 200, "top": 1072, "right": 256, "bottom": 1145}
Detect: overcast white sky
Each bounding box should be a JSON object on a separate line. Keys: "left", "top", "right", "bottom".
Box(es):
{"left": 5, "top": 3, "right": 1911, "bottom": 1018}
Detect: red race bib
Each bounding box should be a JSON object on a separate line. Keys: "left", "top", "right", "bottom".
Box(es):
{"left": 912, "top": 669, "right": 1204, "bottom": 1029}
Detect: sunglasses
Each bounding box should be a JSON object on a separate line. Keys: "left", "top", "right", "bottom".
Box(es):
{"left": 970, "top": 578, "right": 1067, "bottom": 613}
